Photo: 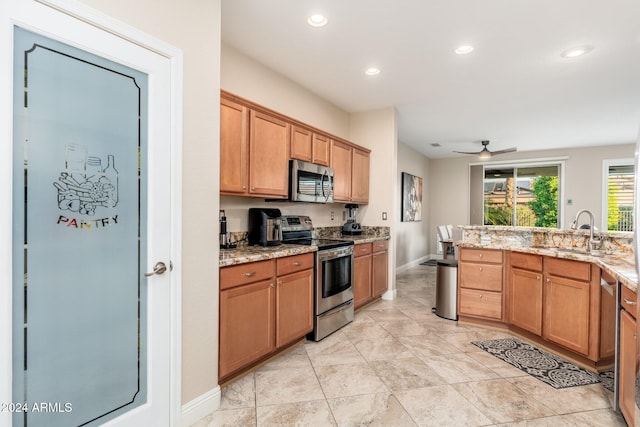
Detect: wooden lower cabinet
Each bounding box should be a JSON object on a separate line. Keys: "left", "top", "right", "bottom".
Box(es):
{"left": 219, "top": 254, "right": 314, "bottom": 380}
{"left": 458, "top": 248, "right": 504, "bottom": 321}
{"left": 219, "top": 279, "right": 276, "bottom": 379}
{"left": 353, "top": 240, "right": 389, "bottom": 309}
{"left": 543, "top": 274, "right": 590, "bottom": 356}
{"left": 372, "top": 249, "right": 388, "bottom": 297}
{"left": 510, "top": 268, "right": 543, "bottom": 335}
{"left": 620, "top": 285, "right": 637, "bottom": 426}
{"left": 276, "top": 269, "right": 313, "bottom": 347}
{"left": 353, "top": 250, "right": 372, "bottom": 309}
{"left": 459, "top": 288, "right": 502, "bottom": 320}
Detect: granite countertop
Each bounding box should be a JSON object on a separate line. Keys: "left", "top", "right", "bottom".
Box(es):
{"left": 456, "top": 225, "right": 637, "bottom": 293}
{"left": 219, "top": 234, "right": 389, "bottom": 267}
{"left": 219, "top": 244, "right": 317, "bottom": 267}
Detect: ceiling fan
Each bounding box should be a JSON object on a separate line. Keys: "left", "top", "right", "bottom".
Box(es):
{"left": 454, "top": 140, "right": 517, "bottom": 160}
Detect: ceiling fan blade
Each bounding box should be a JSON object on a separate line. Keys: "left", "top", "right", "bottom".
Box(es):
{"left": 453, "top": 150, "right": 481, "bottom": 155}
{"left": 490, "top": 147, "right": 517, "bottom": 155}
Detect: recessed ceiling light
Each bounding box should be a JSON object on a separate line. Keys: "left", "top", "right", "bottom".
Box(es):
{"left": 364, "top": 67, "right": 381, "bottom": 76}
{"left": 455, "top": 45, "right": 474, "bottom": 55}
{"left": 561, "top": 45, "right": 594, "bottom": 58}
{"left": 307, "top": 14, "right": 328, "bottom": 27}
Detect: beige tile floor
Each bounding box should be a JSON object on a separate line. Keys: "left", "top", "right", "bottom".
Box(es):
{"left": 194, "top": 264, "right": 628, "bottom": 427}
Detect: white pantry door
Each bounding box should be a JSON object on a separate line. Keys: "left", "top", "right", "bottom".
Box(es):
{"left": 1, "top": 1, "right": 178, "bottom": 426}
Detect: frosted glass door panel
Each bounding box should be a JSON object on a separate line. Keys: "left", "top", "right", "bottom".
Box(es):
{"left": 12, "top": 27, "right": 148, "bottom": 426}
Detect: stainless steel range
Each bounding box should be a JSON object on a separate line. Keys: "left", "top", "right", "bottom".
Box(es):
{"left": 281, "top": 215, "right": 354, "bottom": 341}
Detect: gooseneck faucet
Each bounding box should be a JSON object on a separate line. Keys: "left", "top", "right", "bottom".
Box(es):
{"left": 570, "top": 209, "right": 602, "bottom": 252}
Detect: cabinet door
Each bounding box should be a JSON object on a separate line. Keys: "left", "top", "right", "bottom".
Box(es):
{"left": 276, "top": 269, "right": 313, "bottom": 347}
{"left": 620, "top": 309, "right": 637, "bottom": 427}
{"left": 509, "top": 268, "right": 542, "bottom": 335}
{"left": 312, "top": 133, "right": 331, "bottom": 166}
{"left": 351, "top": 148, "right": 370, "bottom": 203}
{"left": 220, "top": 97, "right": 248, "bottom": 194}
{"left": 219, "top": 280, "right": 276, "bottom": 379}
{"left": 290, "top": 125, "right": 312, "bottom": 162}
{"left": 543, "top": 275, "right": 590, "bottom": 355}
{"left": 249, "top": 110, "right": 290, "bottom": 197}
{"left": 331, "top": 140, "right": 352, "bottom": 202}
{"left": 353, "top": 254, "right": 372, "bottom": 309}
{"left": 372, "top": 250, "right": 388, "bottom": 297}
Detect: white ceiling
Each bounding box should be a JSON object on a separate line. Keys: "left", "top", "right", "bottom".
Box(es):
{"left": 221, "top": 0, "right": 640, "bottom": 159}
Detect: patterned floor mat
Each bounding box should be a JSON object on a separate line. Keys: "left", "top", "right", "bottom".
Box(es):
{"left": 472, "top": 337, "right": 602, "bottom": 389}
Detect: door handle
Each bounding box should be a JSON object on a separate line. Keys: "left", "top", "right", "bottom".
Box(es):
{"left": 145, "top": 261, "right": 167, "bottom": 277}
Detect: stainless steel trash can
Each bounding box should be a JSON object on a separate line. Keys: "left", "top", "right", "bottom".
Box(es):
{"left": 435, "top": 259, "right": 458, "bottom": 320}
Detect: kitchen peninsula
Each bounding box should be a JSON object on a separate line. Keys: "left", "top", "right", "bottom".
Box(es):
{"left": 456, "top": 225, "right": 637, "bottom": 425}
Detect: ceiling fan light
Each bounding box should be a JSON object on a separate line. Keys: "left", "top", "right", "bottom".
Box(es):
{"left": 478, "top": 150, "right": 491, "bottom": 161}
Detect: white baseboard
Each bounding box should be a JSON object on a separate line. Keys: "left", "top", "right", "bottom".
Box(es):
{"left": 178, "top": 386, "right": 221, "bottom": 427}
{"left": 381, "top": 289, "right": 397, "bottom": 300}
{"left": 395, "top": 255, "right": 429, "bottom": 274}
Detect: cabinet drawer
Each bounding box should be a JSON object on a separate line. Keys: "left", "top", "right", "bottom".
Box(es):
{"left": 459, "top": 289, "right": 502, "bottom": 320}
{"left": 354, "top": 243, "right": 372, "bottom": 258}
{"left": 460, "top": 248, "right": 503, "bottom": 264}
{"left": 276, "top": 253, "right": 314, "bottom": 276}
{"left": 220, "top": 259, "right": 275, "bottom": 290}
{"left": 544, "top": 257, "right": 590, "bottom": 282}
{"left": 510, "top": 252, "right": 542, "bottom": 272}
{"left": 621, "top": 285, "right": 638, "bottom": 319}
{"left": 372, "top": 239, "right": 389, "bottom": 253}
{"left": 459, "top": 262, "right": 503, "bottom": 291}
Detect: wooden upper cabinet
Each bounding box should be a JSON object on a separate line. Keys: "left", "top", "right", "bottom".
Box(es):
{"left": 331, "top": 140, "right": 353, "bottom": 202}
{"left": 290, "top": 125, "right": 313, "bottom": 162}
{"left": 220, "top": 97, "right": 249, "bottom": 194}
{"left": 249, "top": 110, "right": 290, "bottom": 198}
{"left": 312, "top": 133, "right": 331, "bottom": 166}
{"left": 351, "top": 148, "right": 370, "bottom": 203}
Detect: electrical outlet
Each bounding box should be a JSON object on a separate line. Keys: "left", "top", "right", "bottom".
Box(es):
{"left": 382, "top": 212, "right": 388, "bottom": 220}
{"left": 331, "top": 211, "right": 334, "bottom": 220}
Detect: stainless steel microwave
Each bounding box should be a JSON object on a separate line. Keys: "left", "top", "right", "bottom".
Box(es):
{"left": 289, "top": 160, "right": 334, "bottom": 203}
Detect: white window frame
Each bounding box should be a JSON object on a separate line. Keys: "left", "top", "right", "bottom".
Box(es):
{"left": 601, "top": 158, "right": 634, "bottom": 232}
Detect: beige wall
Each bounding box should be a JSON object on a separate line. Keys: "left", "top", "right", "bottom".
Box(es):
{"left": 78, "top": 0, "right": 221, "bottom": 405}
{"left": 428, "top": 143, "right": 635, "bottom": 255}
{"left": 350, "top": 109, "right": 398, "bottom": 293}
{"left": 396, "top": 142, "right": 430, "bottom": 270}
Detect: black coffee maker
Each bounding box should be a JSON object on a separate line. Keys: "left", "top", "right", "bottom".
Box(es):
{"left": 248, "top": 208, "right": 283, "bottom": 246}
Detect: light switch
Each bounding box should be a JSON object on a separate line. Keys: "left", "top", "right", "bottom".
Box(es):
{"left": 382, "top": 212, "right": 388, "bottom": 220}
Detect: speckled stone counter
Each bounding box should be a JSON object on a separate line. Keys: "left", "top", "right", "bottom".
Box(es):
{"left": 219, "top": 244, "right": 317, "bottom": 267}
{"left": 219, "top": 226, "right": 389, "bottom": 267}
{"left": 457, "top": 225, "right": 637, "bottom": 292}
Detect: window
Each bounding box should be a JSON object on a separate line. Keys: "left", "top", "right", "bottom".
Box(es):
{"left": 470, "top": 160, "right": 564, "bottom": 227}
{"left": 603, "top": 160, "right": 634, "bottom": 232}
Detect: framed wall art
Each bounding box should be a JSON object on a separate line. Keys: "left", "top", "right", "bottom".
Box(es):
{"left": 401, "top": 172, "right": 422, "bottom": 222}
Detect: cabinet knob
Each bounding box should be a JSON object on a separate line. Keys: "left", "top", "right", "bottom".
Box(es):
{"left": 546, "top": 278, "right": 550, "bottom": 283}
{"left": 478, "top": 253, "right": 483, "bottom": 258}
{"left": 270, "top": 283, "right": 275, "bottom": 288}
{"left": 278, "top": 280, "right": 283, "bottom": 285}
{"left": 293, "top": 262, "right": 302, "bottom": 266}
{"left": 251, "top": 187, "right": 256, "bottom": 191}
{"left": 536, "top": 276, "right": 540, "bottom": 280}
{"left": 242, "top": 185, "right": 247, "bottom": 190}
{"left": 479, "top": 294, "right": 483, "bottom": 299}
{"left": 479, "top": 267, "right": 483, "bottom": 272}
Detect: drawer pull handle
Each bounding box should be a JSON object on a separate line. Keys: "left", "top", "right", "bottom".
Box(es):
{"left": 293, "top": 262, "right": 302, "bottom": 266}
{"left": 270, "top": 283, "right": 275, "bottom": 288}
{"left": 624, "top": 298, "right": 637, "bottom": 305}
{"left": 243, "top": 271, "right": 257, "bottom": 277}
